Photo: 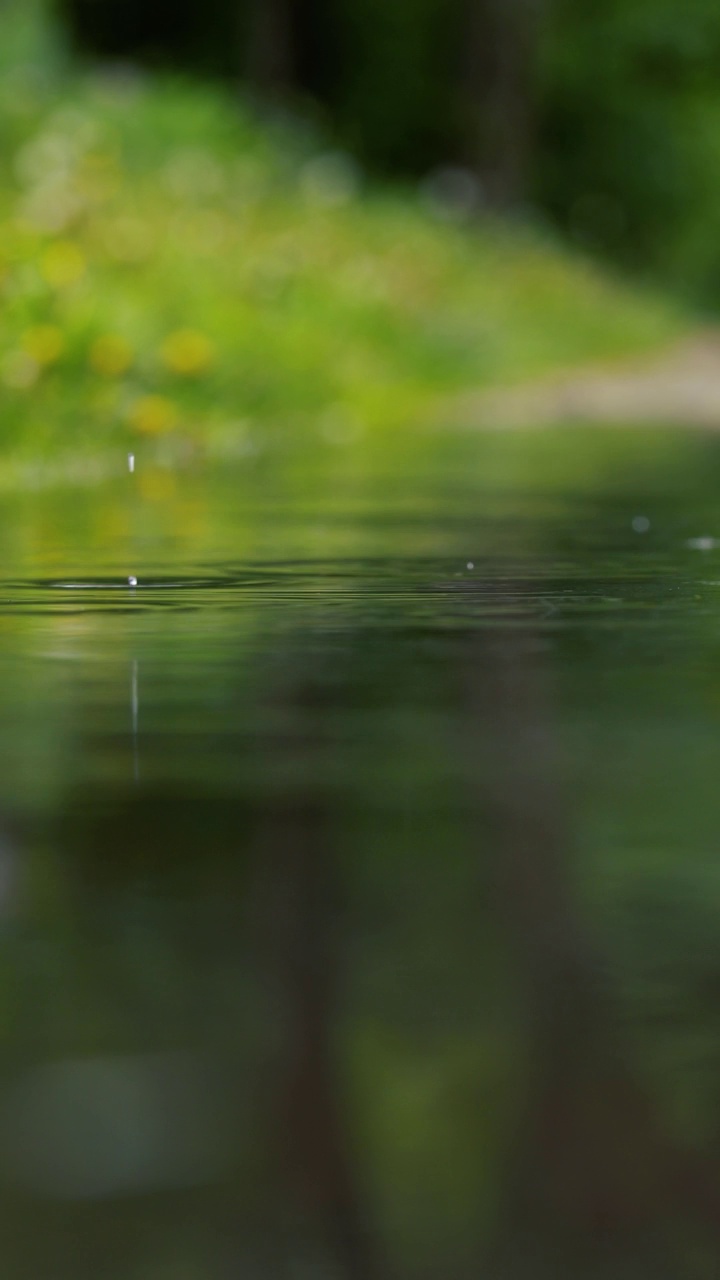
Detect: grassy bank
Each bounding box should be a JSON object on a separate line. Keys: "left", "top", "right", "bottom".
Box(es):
{"left": 0, "top": 14, "right": 686, "bottom": 486}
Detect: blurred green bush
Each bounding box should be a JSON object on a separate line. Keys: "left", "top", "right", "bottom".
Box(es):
{"left": 52, "top": 0, "right": 720, "bottom": 305}
{"left": 539, "top": 0, "right": 720, "bottom": 304}
{"left": 0, "top": 0, "right": 681, "bottom": 486}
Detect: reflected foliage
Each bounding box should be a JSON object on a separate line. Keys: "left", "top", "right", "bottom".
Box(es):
{"left": 0, "top": 431, "right": 720, "bottom": 1273}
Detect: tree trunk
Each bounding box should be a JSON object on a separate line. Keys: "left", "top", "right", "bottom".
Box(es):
{"left": 460, "top": 0, "right": 540, "bottom": 208}
{"left": 246, "top": 0, "right": 297, "bottom": 98}
{"left": 254, "top": 680, "right": 380, "bottom": 1280}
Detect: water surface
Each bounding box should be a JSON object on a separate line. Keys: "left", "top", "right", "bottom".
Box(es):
{"left": 1, "top": 426, "right": 720, "bottom": 1278}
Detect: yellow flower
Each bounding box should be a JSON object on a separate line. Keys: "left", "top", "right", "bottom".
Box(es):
{"left": 90, "top": 334, "right": 133, "bottom": 377}
{"left": 22, "top": 325, "right": 65, "bottom": 366}
{"left": 160, "top": 329, "right": 214, "bottom": 377}
{"left": 128, "top": 394, "right": 179, "bottom": 435}
{"left": 40, "top": 241, "right": 86, "bottom": 289}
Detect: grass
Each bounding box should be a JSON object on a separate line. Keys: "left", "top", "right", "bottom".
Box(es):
{"left": 0, "top": 4, "right": 687, "bottom": 487}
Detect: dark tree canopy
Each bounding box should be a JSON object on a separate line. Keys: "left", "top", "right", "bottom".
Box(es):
{"left": 54, "top": 0, "right": 720, "bottom": 296}
{"left": 56, "top": 0, "right": 538, "bottom": 203}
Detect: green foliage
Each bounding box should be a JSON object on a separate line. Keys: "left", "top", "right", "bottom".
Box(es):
{"left": 0, "top": 7, "right": 683, "bottom": 487}
{"left": 537, "top": 0, "right": 720, "bottom": 300}
{"left": 53, "top": 0, "right": 720, "bottom": 303}
{"left": 330, "top": 0, "right": 459, "bottom": 172}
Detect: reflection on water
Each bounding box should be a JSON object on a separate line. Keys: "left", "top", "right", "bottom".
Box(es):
{"left": 2, "top": 430, "right": 720, "bottom": 1276}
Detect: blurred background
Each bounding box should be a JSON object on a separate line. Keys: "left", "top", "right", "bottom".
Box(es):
{"left": 4, "top": 3, "right": 720, "bottom": 1279}
{"left": 45, "top": 0, "right": 720, "bottom": 302}
{"left": 0, "top": 0, "right": 707, "bottom": 476}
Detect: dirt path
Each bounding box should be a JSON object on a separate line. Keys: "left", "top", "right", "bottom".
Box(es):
{"left": 450, "top": 333, "right": 720, "bottom": 429}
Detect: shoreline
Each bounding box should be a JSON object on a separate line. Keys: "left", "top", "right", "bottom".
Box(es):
{"left": 448, "top": 334, "right": 720, "bottom": 430}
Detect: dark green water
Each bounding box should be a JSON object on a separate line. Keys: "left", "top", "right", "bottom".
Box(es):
{"left": 2, "top": 427, "right": 720, "bottom": 1277}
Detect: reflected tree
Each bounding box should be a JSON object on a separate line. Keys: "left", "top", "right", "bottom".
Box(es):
{"left": 253, "top": 678, "right": 381, "bottom": 1280}
{"left": 466, "top": 626, "right": 720, "bottom": 1275}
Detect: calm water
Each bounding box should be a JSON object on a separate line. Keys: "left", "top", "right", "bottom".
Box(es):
{"left": 2, "top": 428, "right": 720, "bottom": 1277}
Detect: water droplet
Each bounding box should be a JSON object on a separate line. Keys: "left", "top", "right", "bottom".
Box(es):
{"left": 687, "top": 536, "right": 717, "bottom": 552}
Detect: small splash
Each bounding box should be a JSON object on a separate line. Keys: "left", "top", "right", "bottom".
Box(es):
{"left": 687, "top": 536, "right": 718, "bottom": 552}
{"left": 128, "top": 453, "right": 137, "bottom": 586}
